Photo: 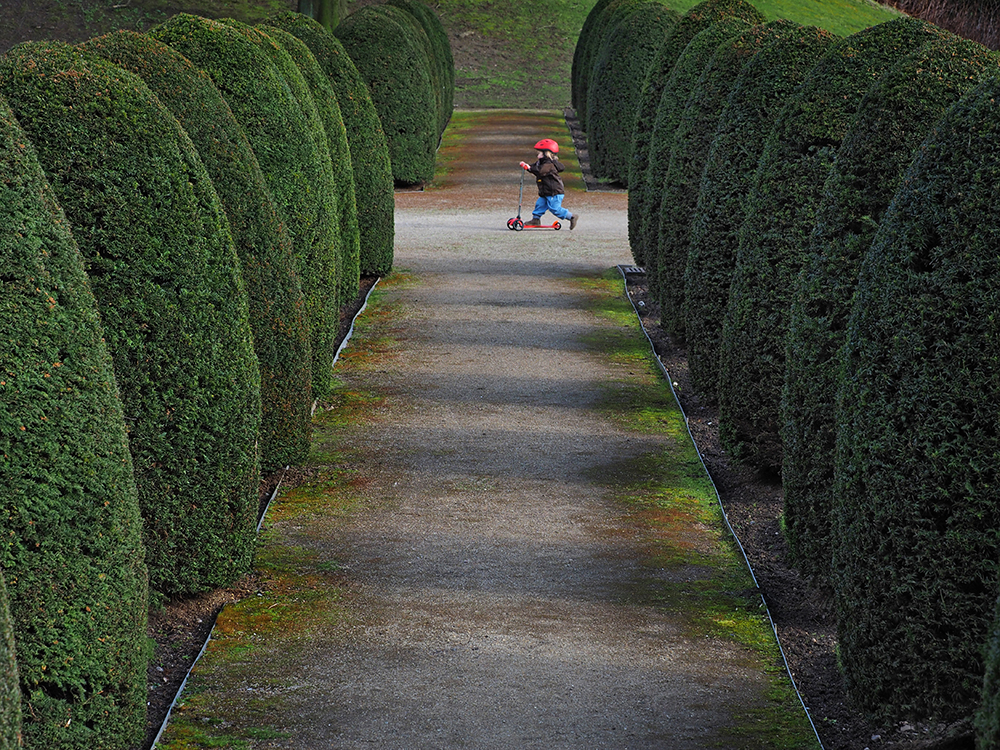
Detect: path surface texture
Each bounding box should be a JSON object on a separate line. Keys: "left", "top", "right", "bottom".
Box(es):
{"left": 160, "top": 111, "right": 816, "bottom": 749}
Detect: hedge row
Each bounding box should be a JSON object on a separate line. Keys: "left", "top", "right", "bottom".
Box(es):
{"left": 79, "top": 30, "right": 314, "bottom": 476}
{"left": 835, "top": 72, "right": 1000, "bottom": 723}
{"left": 0, "top": 88, "right": 148, "bottom": 748}
{"left": 627, "top": 0, "right": 764, "bottom": 260}
{"left": 150, "top": 14, "right": 342, "bottom": 400}
{"left": 262, "top": 23, "right": 361, "bottom": 307}
{"left": 267, "top": 12, "right": 395, "bottom": 276}
{"left": 635, "top": 17, "right": 756, "bottom": 323}
{"left": 336, "top": 1, "right": 453, "bottom": 185}
{"left": 653, "top": 21, "right": 796, "bottom": 339}
{"left": 781, "top": 33, "right": 997, "bottom": 581}
{"left": 571, "top": 0, "right": 616, "bottom": 123}
{"left": 685, "top": 24, "right": 838, "bottom": 401}
{"left": 0, "top": 41, "right": 262, "bottom": 600}
{"left": 1, "top": 8, "right": 408, "bottom": 746}
{"left": 586, "top": 2, "right": 679, "bottom": 183}
{"left": 717, "top": 16, "right": 943, "bottom": 473}
{"left": 577, "top": 0, "right": 650, "bottom": 134}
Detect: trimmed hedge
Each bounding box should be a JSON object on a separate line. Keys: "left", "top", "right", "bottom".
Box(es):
{"left": 781, "top": 32, "right": 997, "bottom": 580}
{"left": 587, "top": 1, "right": 679, "bottom": 183}
{"left": 80, "top": 29, "right": 314, "bottom": 475}
{"left": 833, "top": 75, "right": 1000, "bottom": 722}
{"left": 0, "top": 89, "right": 148, "bottom": 748}
{"left": 0, "top": 571, "right": 19, "bottom": 749}
{"left": 336, "top": 4, "right": 438, "bottom": 185}
{"left": 717, "top": 17, "right": 940, "bottom": 473}
{"left": 387, "top": 0, "right": 454, "bottom": 139}
{"left": 572, "top": 0, "right": 616, "bottom": 117}
{"left": 652, "top": 22, "right": 791, "bottom": 340}
{"left": 261, "top": 24, "right": 361, "bottom": 307}
{"left": 627, "top": 0, "right": 763, "bottom": 263}
{"left": 0, "top": 41, "right": 262, "bottom": 598}
{"left": 267, "top": 11, "right": 395, "bottom": 276}
{"left": 684, "top": 23, "right": 836, "bottom": 402}
{"left": 219, "top": 18, "right": 345, "bottom": 324}
{"left": 577, "top": 0, "right": 650, "bottom": 133}
{"left": 151, "top": 14, "right": 341, "bottom": 399}
{"left": 637, "top": 17, "right": 755, "bottom": 320}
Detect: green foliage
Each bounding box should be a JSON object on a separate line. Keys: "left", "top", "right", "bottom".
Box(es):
{"left": 0, "top": 570, "right": 19, "bottom": 750}
{"left": 637, "top": 17, "right": 755, "bottom": 323}
{"left": 717, "top": 17, "right": 940, "bottom": 473}
{"left": 782, "top": 32, "right": 998, "bottom": 581}
{"left": 387, "top": 0, "right": 455, "bottom": 138}
{"left": 833, "top": 76, "right": 1000, "bottom": 722}
{"left": 654, "top": 21, "right": 792, "bottom": 341}
{"left": 0, "top": 90, "right": 148, "bottom": 748}
{"left": 80, "top": 29, "right": 313, "bottom": 475}
{"left": 627, "top": 0, "right": 764, "bottom": 263}
{"left": 684, "top": 23, "right": 836, "bottom": 403}
{"left": 571, "top": 0, "right": 616, "bottom": 114}
{"left": 577, "top": 0, "right": 649, "bottom": 133}
{"left": 151, "top": 13, "right": 341, "bottom": 399}
{"left": 261, "top": 24, "right": 361, "bottom": 306}
{"left": 586, "top": 1, "right": 679, "bottom": 183}
{"left": 267, "top": 11, "right": 394, "bottom": 276}
{"left": 0, "top": 41, "right": 262, "bottom": 598}
{"left": 336, "top": 4, "right": 438, "bottom": 185}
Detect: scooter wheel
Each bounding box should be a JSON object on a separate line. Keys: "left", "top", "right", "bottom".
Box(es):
{"left": 507, "top": 218, "right": 517, "bottom": 230}
{"left": 513, "top": 219, "right": 524, "bottom": 231}
{"left": 553, "top": 222, "right": 562, "bottom": 230}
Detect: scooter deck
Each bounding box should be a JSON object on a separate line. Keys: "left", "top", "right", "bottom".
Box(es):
{"left": 506, "top": 217, "right": 562, "bottom": 231}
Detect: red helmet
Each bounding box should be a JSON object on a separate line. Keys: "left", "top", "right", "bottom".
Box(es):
{"left": 534, "top": 138, "right": 559, "bottom": 153}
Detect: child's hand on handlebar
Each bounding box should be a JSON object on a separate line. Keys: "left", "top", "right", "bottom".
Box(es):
{"left": 519, "top": 161, "right": 530, "bottom": 170}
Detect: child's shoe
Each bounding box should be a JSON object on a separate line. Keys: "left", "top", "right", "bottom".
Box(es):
{"left": 570, "top": 213, "right": 579, "bottom": 230}
{"left": 525, "top": 216, "right": 541, "bottom": 226}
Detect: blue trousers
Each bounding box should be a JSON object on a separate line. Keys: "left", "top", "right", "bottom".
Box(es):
{"left": 532, "top": 194, "right": 571, "bottom": 220}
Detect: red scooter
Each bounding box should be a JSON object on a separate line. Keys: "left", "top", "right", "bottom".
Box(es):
{"left": 506, "top": 170, "right": 562, "bottom": 231}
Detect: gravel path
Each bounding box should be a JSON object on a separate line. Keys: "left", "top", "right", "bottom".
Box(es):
{"left": 162, "top": 111, "right": 815, "bottom": 749}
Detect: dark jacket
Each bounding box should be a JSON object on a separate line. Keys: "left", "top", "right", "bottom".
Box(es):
{"left": 528, "top": 155, "right": 565, "bottom": 197}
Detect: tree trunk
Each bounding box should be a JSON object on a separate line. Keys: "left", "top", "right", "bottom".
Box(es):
{"left": 298, "top": 0, "right": 349, "bottom": 30}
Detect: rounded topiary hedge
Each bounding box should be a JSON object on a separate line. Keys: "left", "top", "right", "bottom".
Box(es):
{"left": 151, "top": 14, "right": 341, "bottom": 399}
{"left": 572, "top": 0, "right": 616, "bottom": 118}
{"left": 267, "top": 11, "right": 394, "bottom": 277}
{"left": 781, "top": 32, "right": 997, "bottom": 580}
{"left": 219, "top": 18, "right": 345, "bottom": 328}
{"left": 336, "top": 4, "right": 438, "bottom": 185}
{"left": 387, "top": 0, "right": 454, "bottom": 139}
{"left": 627, "top": 0, "right": 764, "bottom": 263}
{"left": 0, "top": 41, "right": 261, "bottom": 598}
{"left": 636, "top": 17, "right": 755, "bottom": 318}
{"left": 587, "top": 1, "right": 679, "bottom": 184}
{"left": 833, "top": 75, "right": 1000, "bottom": 723}
{"left": 717, "top": 17, "right": 941, "bottom": 473}
{"left": 684, "top": 23, "right": 837, "bottom": 402}
{"left": 80, "top": 29, "right": 314, "bottom": 476}
{"left": 0, "top": 90, "right": 148, "bottom": 748}
{"left": 652, "top": 21, "right": 793, "bottom": 340}
{"left": 578, "top": 0, "right": 650, "bottom": 133}
{"left": 0, "top": 570, "right": 19, "bottom": 749}
{"left": 261, "top": 23, "right": 361, "bottom": 307}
